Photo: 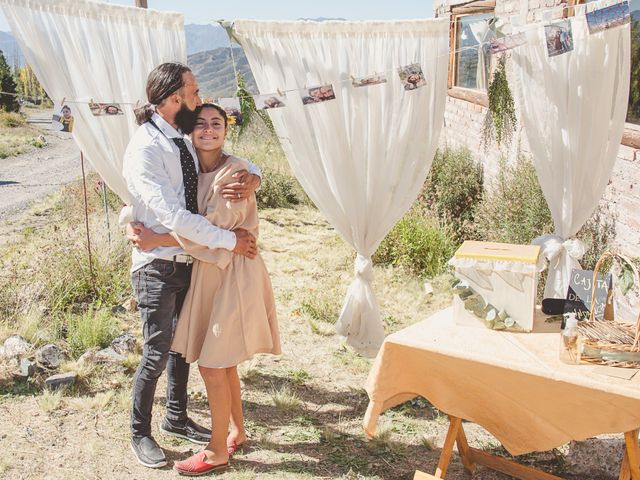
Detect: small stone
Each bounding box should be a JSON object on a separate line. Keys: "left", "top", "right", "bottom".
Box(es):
{"left": 122, "top": 297, "right": 138, "bottom": 313}
{"left": 4, "top": 335, "right": 31, "bottom": 358}
{"left": 17, "top": 358, "right": 36, "bottom": 378}
{"left": 36, "top": 344, "right": 61, "bottom": 370}
{"left": 79, "top": 347, "right": 125, "bottom": 365}
{"left": 45, "top": 372, "right": 77, "bottom": 390}
{"left": 111, "top": 333, "right": 137, "bottom": 355}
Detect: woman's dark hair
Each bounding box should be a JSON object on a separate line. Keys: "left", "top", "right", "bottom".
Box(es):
{"left": 135, "top": 62, "right": 191, "bottom": 125}
{"left": 195, "top": 103, "right": 228, "bottom": 128}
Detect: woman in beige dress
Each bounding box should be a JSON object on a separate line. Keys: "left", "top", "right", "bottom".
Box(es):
{"left": 139, "top": 103, "right": 280, "bottom": 475}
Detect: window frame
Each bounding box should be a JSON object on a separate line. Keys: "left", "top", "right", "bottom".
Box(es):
{"left": 447, "top": 0, "right": 496, "bottom": 107}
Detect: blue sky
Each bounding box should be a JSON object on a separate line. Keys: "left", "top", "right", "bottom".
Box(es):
{"left": 0, "top": 0, "right": 435, "bottom": 32}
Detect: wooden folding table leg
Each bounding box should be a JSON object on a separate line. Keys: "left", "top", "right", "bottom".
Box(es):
{"left": 621, "top": 430, "right": 640, "bottom": 480}
{"left": 434, "top": 416, "right": 463, "bottom": 478}
{"left": 455, "top": 422, "right": 477, "bottom": 475}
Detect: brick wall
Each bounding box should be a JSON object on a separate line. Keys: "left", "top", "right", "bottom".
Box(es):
{"left": 435, "top": 0, "right": 640, "bottom": 257}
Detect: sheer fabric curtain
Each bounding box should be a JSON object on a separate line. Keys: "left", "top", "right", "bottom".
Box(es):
{"left": 233, "top": 19, "right": 449, "bottom": 356}
{"left": 512, "top": 14, "right": 630, "bottom": 298}
{"left": 0, "top": 0, "right": 187, "bottom": 201}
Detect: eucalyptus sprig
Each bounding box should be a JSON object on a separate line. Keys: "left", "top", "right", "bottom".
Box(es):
{"left": 481, "top": 54, "right": 517, "bottom": 151}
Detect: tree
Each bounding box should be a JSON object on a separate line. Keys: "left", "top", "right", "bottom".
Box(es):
{"left": 0, "top": 49, "right": 19, "bottom": 112}
{"left": 16, "top": 65, "right": 48, "bottom": 105}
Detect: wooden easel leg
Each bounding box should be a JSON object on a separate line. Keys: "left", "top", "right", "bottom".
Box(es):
{"left": 456, "top": 422, "right": 477, "bottom": 475}
{"left": 434, "top": 416, "right": 462, "bottom": 478}
{"left": 620, "top": 430, "right": 640, "bottom": 480}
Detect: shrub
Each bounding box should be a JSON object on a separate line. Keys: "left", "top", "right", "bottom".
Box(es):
{"left": 577, "top": 205, "right": 617, "bottom": 270}
{"left": 421, "top": 147, "right": 483, "bottom": 241}
{"left": 256, "top": 166, "right": 305, "bottom": 209}
{"left": 474, "top": 155, "right": 554, "bottom": 244}
{"left": 373, "top": 209, "right": 458, "bottom": 278}
{"left": 0, "top": 111, "right": 26, "bottom": 128}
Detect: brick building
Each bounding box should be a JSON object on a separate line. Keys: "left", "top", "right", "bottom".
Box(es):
{"left": 433, "top": 0, "right": 640, "bottom": 256}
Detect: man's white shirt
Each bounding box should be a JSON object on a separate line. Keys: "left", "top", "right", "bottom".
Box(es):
{"left": 122, "top": 112, "right": 261, "bottom": 272}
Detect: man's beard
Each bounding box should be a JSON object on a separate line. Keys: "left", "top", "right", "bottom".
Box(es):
{"left": 175, "top": 103, "right": 198, "bottom": 134}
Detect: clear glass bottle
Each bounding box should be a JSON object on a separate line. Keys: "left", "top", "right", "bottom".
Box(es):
{"left": 560, "top": 312, "right": 581, "bottom": 365}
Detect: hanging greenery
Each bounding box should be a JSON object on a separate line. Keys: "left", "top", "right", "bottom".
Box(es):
{"left": 481, "top": 54, "right": 517, "bottom": 150}
{"left": 233, "top": 71, "right": 276, "bottom": 143}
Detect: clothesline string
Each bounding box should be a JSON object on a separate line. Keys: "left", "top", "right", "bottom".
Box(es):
{"left": 3, "top": 0, "right": 626, "bottom": 105}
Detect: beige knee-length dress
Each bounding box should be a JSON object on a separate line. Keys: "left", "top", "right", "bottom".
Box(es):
{"left": 171, "top": 155, "right": 280, "bottom": 368}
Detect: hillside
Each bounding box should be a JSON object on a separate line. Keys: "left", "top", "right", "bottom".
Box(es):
{"left": 187, "top": 46, "right": 258, "bottom": 98}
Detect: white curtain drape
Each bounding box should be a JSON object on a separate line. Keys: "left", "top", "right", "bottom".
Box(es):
{"left": 233, "top": 19, "right": 449, "bottom": 356}
{"left": 512, "top": 15, "right": 630, "bottom": 298}
{"left": 468, "top": 19, "right": 491, "bottom": 91}
{"left": 0, "top": 0, "right": 187, "bottom": 201}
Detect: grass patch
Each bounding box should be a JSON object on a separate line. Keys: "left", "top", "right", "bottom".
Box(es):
{"left": 271, "top": 385, "right": 303, "bottom": 413}
{"left": 64, "top": 309, "right": 121, "bottom": 358}
{"left": 287, "top": 369, "right": 312, "bottom": 385}
{"left": 68, "top": 391, "right": 115, "bottom": 413}
{"left": 0, "top": 112, "right": 44, "bottom": 158}
{"left": 37, "top": 389, "right": 64, "bottom": 413}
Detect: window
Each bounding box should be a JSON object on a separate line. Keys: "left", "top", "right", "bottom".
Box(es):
{"left": 452, "top": 12, "right": 494, "bottom": 91}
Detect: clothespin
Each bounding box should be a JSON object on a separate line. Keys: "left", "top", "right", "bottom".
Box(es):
{"left": 60, "top": 97, "right": 66, "bottom": 106}
{"left": 277, "top": 88, "right": 284, "bottom": 97}
{"left": 134, "top": 99, "right": 141, "bottom": 109}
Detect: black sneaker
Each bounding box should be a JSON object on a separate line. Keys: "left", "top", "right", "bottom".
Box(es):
{"left": 130, "top": 435, "right": 167, "bottom": 468}
{"left": 160, "top": 417, "right": 211, "bottom": 445}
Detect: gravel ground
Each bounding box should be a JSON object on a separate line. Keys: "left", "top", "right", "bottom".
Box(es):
{"left": 0, "top": 111, "right": 83, "bottom": 245}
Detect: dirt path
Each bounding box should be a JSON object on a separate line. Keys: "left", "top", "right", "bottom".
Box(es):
{"left": 0, "top": 111, "right": 81, "bottom": 244}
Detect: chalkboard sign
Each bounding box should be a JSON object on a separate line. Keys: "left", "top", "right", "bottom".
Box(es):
{"left": 563, "top": 268, "right": 612, "bottom": 327}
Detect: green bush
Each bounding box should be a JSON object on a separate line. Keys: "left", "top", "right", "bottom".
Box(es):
{"left": 0, "top": 111, "right": 26, "bottom": 128}
{"left": 577, "top": 205, "right": 617, "bottom": 270}
{"left": 475, "top": 155, "right": 554, "bottom": 244}
{"left": 421, "top": 147, "right": 483, "bottom": 241}
{"left": 64, "top": 308, "right": 120, "bottom": 358}
{"left": 373, "top": 209, "right": 458, "bottom": 278}
{"left": 256, "top": 166, "right": 306, "bottom": 209}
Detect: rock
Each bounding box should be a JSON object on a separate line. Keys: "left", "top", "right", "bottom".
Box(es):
{"left": 111, "top": 305, "right": 126, "bottom": 315}
{"left": 79, "top": 347, "right": 125, "bottom": 365}
{"left": 111, "top": 333, "right": 137, "bottom": 355}
{"left": 423, "top": 282, "right": 434, "bottom": 295}
{"left": 45, "top": 372, "right": 77, "bottom": 390}
{"left": 36, "top": 344, "right": 61, "bottom": 369}
{"left": 4, "top": 335, "right": 31, "bottom": 358}
{"left": 122, "top": 297, "right": 138, "bottom": 313}
{"left": 17, "top": 358, "right": 36, "bottom": 378}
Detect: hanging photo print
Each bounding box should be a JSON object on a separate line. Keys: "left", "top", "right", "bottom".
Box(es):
{"left": 253, "top": 94, "right": 286, "bottom": 110}
{"left": 488, "top": 32, "right": 527, "bottom": 54}
{"left": 545, "top": 20, "right": 574, "bottom": 57}
{"left": 302, "top": 84, "right": 336, "bottom": 105}
{"left": 586, "top": 2, "right": 630, "bottom": 34}
{"left": 51, "top": 103, "right": 74, "bottom": 133}
{"left": 89, "top": 102, "right": 124, "bottom": 116}
{"left": 398, "top": 63, "right": 426, "bottom": 91}
{"left": 218, "top": 97, "right": 243, "bottom": 126}
{"left": 352, "top": 73, "right": 387, "bottom": 88}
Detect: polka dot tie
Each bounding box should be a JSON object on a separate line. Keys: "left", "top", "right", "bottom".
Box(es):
{"left": 173, "top": 138, "right": 199, "bottom": 214}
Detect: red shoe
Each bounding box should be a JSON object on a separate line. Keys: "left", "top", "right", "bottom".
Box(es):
{"left": 226, "top": 440, "right": 245, "bottom": 456}
{"left": 174, "top": 452, "right": 229, "bottom": 476}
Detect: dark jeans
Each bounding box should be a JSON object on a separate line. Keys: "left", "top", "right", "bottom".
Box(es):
{"left": 130, "top": 258, "right": 192, "bottom": 438}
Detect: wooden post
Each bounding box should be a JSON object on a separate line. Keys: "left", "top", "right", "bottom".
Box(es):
{"left": 134, "top": 0, "right": 147, "bottom": 7}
